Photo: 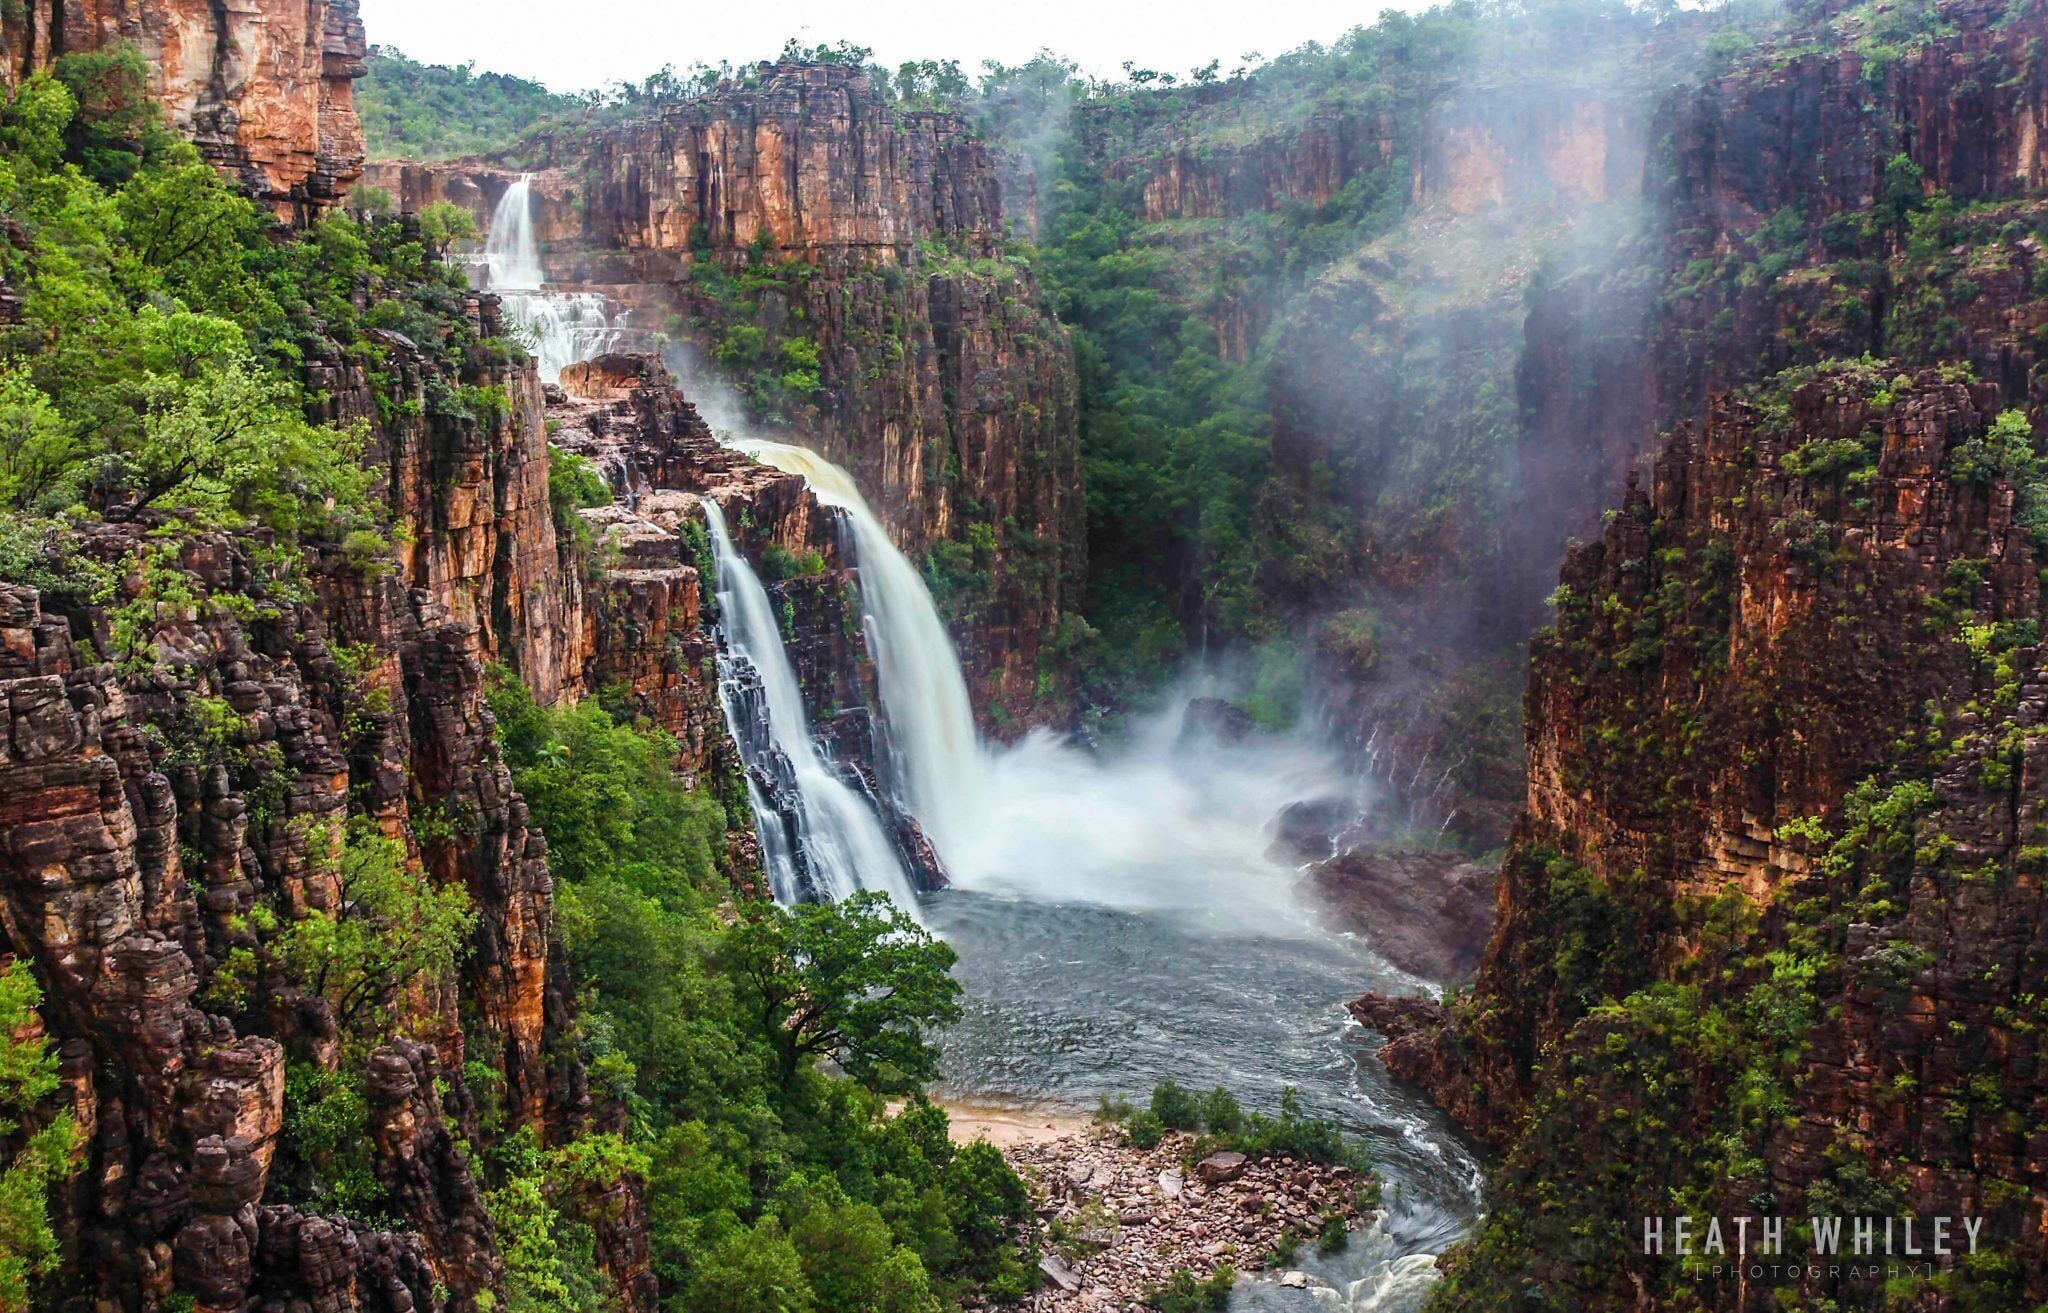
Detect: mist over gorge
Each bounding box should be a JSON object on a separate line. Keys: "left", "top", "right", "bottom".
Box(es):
{"left": 0, "top": 0, "right": 2045, "bottom": 1309}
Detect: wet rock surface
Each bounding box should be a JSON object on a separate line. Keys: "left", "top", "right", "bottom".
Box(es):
{"left": 1306, "top": 846, "right": 1495, "bottom": 983}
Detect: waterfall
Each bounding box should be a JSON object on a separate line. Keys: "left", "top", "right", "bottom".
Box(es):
{"left": 480, "top": 174, "right": 622, "bottom": 383}
{"left": 729, "top": 439, "right": 987, "bottom": 861}
{"left": 701, "top": 499, "right": 922, "bottom": 910}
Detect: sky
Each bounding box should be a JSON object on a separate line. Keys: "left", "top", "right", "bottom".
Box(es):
{"left": 356, "top": 0, "right": 1403, "bottom": 93}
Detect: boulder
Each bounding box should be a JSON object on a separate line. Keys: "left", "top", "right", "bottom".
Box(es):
{"left": 1039, "top": 1253, "right": 1083, "bottom": 1293}
{"left": 1194, "top": 1151, "right": 1247, "bottom": 1184}
{"left": 1305, "top": 845, "right": 1495, "bottom": 982}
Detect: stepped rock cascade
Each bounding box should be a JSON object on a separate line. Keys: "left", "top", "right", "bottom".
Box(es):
{"left": 700, "top": 498, "right": 921, "bottom": 910}
{"left": 731, "top": 438, "right": 989, "bottom": 861}
{"left": 482, "top": 175, "right": 622, "bottom": 382}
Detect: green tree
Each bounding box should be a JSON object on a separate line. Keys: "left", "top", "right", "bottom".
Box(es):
{"left": 689, "top": 1217, "right": 815, "bottom": 1313}
{"left": 273, "top": 818, "right": 476, "bottom": 1040}
{"left": 725, "top": 892, "right": 962, "bottom": 1093}
{"left": 0, "top": 962, "right": 80, "bottom": 1311}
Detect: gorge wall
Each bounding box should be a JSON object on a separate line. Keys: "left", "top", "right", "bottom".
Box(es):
{"left": 0, "top": 242, "right": 902, "bottom": 1307}
{"left": 363, "top": 64, "right": 1086, "bottom": 728}
{"left": 1357, "top": 1, "right": 2048, "bottom": 1306}
{"left": 0, "top": 0, "right": 366, "bottom": 215}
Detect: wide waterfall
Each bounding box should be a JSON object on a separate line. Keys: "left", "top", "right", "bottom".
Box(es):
{"left": 728, "top": 439, "right": 987, "bottom": 860}
{"left": 724, "top": 436, "right": 1334, "bottom": 920}
{"left": 481, "top": 174, "right": 622, "bottom": 383}
{"left": 700, "top": 499, "right": 922, "bottom": 910}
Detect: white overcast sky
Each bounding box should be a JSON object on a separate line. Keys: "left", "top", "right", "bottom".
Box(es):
{"left": 356, "top": 0, "right": 1407, "bottom": 93}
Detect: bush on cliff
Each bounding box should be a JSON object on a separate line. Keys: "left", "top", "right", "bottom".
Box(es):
{"left": 0, "top": 963, "right": 80, "bottom": 1311}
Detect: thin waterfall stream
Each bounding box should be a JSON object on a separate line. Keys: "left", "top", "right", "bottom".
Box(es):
{"left": 700, "top": 499, "right": 922, "bottom": 910}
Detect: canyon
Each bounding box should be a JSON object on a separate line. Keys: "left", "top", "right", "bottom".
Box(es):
{"left": 2, "top": 0, "right": 2048, "bottom": 1310}
{"left": 361, "top": 65, "right": 1085, "bottom": 727}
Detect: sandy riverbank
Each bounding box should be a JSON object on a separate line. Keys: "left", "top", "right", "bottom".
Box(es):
{"left": 935, "top": 1101, "right": 1098, "bottom": 1147}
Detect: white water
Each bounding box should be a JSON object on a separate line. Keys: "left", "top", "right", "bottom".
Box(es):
{"left": 700, "top": 499, "right": 922, "bottom": 910}
{"left": 481, "top": 175, "right": 622, "bottom": 383}
{"left": 728, "top": 439, "right": 988, "bottom": 860}
{"left": 724, "top": 437, "right": 1341, "bottom": 930}
{"left": 694, "top": 414, "right": 1469, "bottom": 1312}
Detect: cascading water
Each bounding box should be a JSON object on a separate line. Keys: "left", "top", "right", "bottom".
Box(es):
{"left": 700, "top": 499, "right": 922, "bottom": 911}
{"left": 694, "top": 416, "right": 1478, "bottom": 1313}
{"left": 480, "top": 174, "right": 622, "bottom": 383}
{"left": 728, "top": 439, "right": 986, "bottom": 860}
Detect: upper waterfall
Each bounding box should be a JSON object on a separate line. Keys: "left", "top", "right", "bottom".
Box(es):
{"left": 700, "top": 499, "right": 923, "bottom": 911}
{"left": 729, "top": 439, "right": 988, "bottom": 863}
{"left": 480, "top": 174, "right": 622, "bottom": 383}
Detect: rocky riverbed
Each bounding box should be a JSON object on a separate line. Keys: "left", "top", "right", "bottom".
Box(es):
{"left": 999, "top": 1126, "right": 1375, "bottom": 1310}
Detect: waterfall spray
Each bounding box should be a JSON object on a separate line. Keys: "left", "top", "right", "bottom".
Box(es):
{"left": 700, "top": 499, "right": 922, "bottom": 911}
{"left": 481, "top": 175, "right": 622, "bottom": 383}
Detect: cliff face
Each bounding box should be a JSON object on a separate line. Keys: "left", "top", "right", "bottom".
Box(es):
{"left": 1519, "top": 0, "right": 2048, "bottom": 569}
{"left": 363, "top": 64, "right": 1085, "bottom": 729}
{"left": 0, "top": 256, "right": 912, "bottom": 1304}
{"left": 1354, "top": 1, "right": 2048, "bottom": 1304}
{"left": 0, "top": 531, "right": 540, "bottom": 1311}
{"left": 1365, "top": 367, "right": 2047, "bottom": 1307}
{"left": 1, "top": 0, "right": 367, "bottom": 216}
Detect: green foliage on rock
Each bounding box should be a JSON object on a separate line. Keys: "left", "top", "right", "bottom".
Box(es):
{"left": 273, "top": 818, "right": 477, "bottom": 1042}
{"left": 488, "top": 675, "right": 1031, "bottom": 1309}
{"left": 0, "top": 963, "right": 80, "bottom": 1311}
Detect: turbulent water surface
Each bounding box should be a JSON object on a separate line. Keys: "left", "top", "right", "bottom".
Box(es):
{"left": 670, "top": 374, "right": 1479, "bottom": 1311}
{"left": 922, "top": 709, "right": 1484, "bottom": 1312}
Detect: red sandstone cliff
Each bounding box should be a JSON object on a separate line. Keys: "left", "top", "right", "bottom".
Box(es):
{"left": 1351, "top": 3, "right": 2048, "bottom": 1304}
{"left": 1, "top": 0, "right": 366, "bottom": 216}
{"left": 361, "top": 64, "right": 1084, "bottom": 729}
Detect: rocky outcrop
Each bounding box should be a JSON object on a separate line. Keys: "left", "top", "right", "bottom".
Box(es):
{"left": 545, "top": 352, "right": 943, "bottom": 891}
{"left": 1, "top": 0, "right": 367, "bottom": 216}
{"left": 0, "top": 556, "right": 482, "bottom": 1310}
{"left": 1360, "top": 364, "right": 2048, "bottom": 1305}
{"left": 361, "top": 63, "right": 1084, "bottom": 729}
{"left": 1306, "top": 847, "right": 1494, "bottom": 983}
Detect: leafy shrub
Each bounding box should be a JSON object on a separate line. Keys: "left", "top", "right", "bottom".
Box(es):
{"left": 1149, "top": 1079, "right": 1199, "bottom": 1130}
{"left": 1143, "top": 1267, "right": 1237, "bottom": 1310}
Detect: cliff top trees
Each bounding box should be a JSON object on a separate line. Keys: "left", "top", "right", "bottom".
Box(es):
{"left": 0, "top": 62, "right": 401, "bottom": 542}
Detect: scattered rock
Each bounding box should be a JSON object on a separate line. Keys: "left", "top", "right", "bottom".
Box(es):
{"left": 1195, "top": 1151, "right": 1247, "bottom": 1184}
{"left": 1039, "top": 1254, "right": 1083, "bottom": 1293}
{"left": 1006, "top": 1129, "right": 1371, "bottom": 1312}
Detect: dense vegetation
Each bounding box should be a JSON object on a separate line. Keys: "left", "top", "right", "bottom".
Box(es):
{"left": 0, "top": 57, "right": 1038, "bottom": 1311}
{"left": 488, "top": 680, "right": 1036, "bottom": 1310}
{"left": 359, "top": 47, "right": 583, "bottom": 160}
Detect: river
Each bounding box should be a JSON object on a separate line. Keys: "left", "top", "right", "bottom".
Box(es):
{"left": 919, "top": 708, "right": 1485, "bottom": 1312}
